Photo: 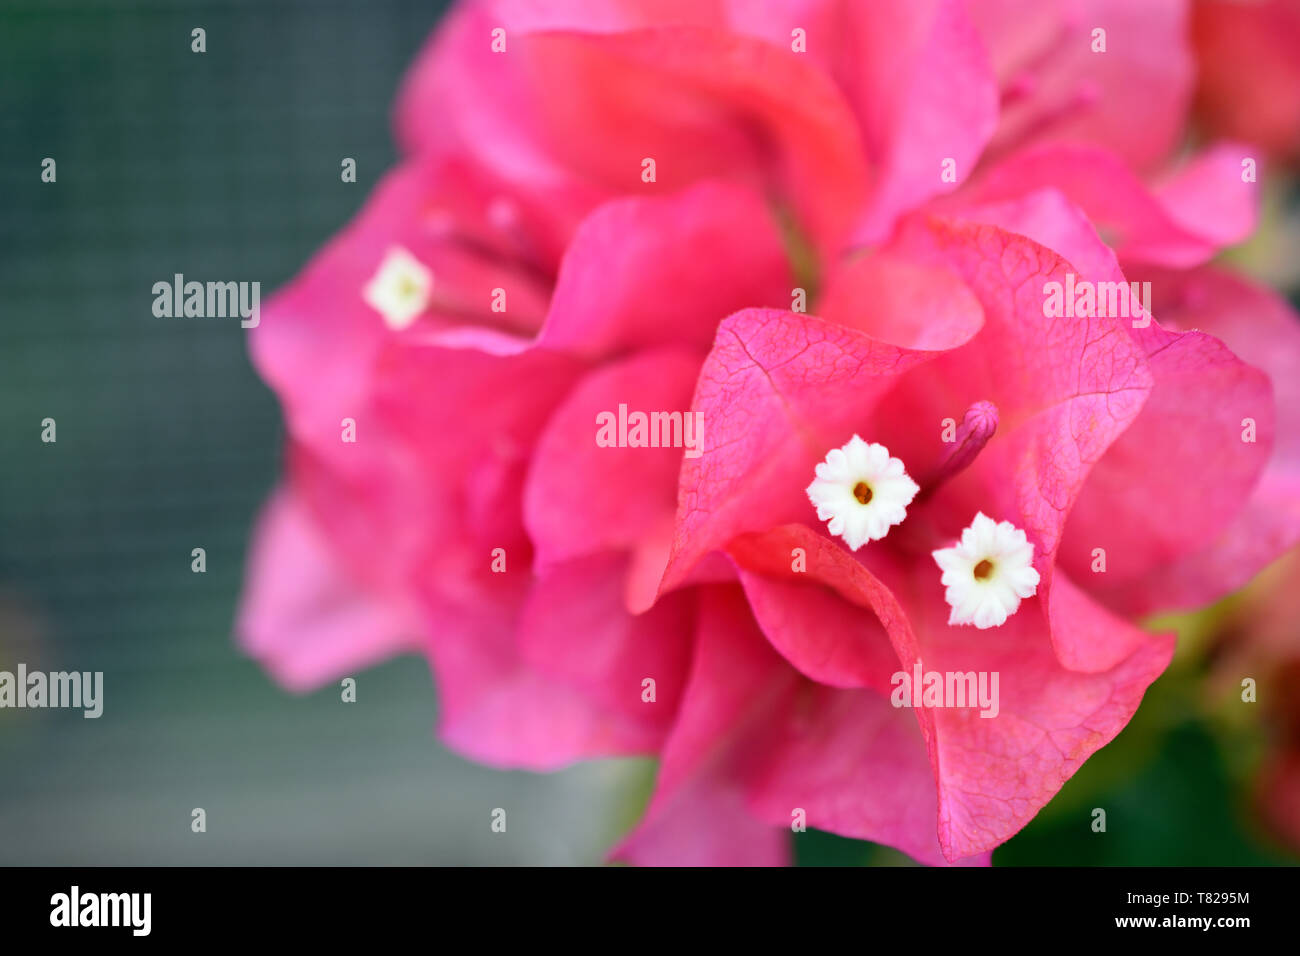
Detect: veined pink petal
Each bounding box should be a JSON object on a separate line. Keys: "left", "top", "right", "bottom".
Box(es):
{"left": 875, "top": 217, "right": 1152, "bottom": 571}
{"left": 729, "top": 526, "right": 1171, "bottom": 861}
{"left": 659, "top": 308, "right": 955, "bottom": 594}
{"left": 873, "top": 214, "right": 1166, "bottom": 673}
{"left": 874, "top": 550, "right": 1175, "bottom": 861}
{"left": 817, "top": 251, "right": 985, "bottom": 351}
{"left": 948, "top": 189, "right": 1275, "bottom": 648}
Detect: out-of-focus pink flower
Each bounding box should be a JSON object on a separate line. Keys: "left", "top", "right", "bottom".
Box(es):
{"left": 1192, "top": 0, "right": 1300, "bottom": 164}
{"left": 968, "top": 0, "right": 1195, "bottom": 173}
{"left": 237, "top": 0, "right": 1300, "bottom": 864}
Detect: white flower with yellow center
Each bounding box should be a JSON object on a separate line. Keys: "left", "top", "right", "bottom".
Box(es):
{"left": 363, "top": 246, "right": 432, "bottom": 330}
{"left": 806, "top": 436, "right": 919, "bottom": 550}
{"left": 932, "top": 513, "right": 1040, "bottom": 629}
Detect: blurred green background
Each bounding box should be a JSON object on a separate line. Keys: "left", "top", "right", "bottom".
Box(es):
{"left": 1, "top": 0, "right": 1296, "bottom": 866}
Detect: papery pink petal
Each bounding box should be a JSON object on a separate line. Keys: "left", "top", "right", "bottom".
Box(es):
{"left": 518, "top": 552, "right": 694, "bottom": 735}
{"left": 732, "top": 566, "right": 897, "bottom": 692}
{"left": 237, "top": 486, "right": 422, "bottom": 691}
{"left": 817, "top": 251, "right": 985, "bottom": 350}
{"left": 1150, "top": 143, "right": 1260, "bottom": 256}
{"left": 874, "top": 552, "right": 1175, "bottom": 861}
{"left": 508, "top": 26, "right": 871, "bottom": 254}
{"left": 1074, "top": 268, "right": 1300, "bottom": 615}
{"left": 284, "top": 438, "right": 432, "bottom": 596}
{"left": 426, "top": 586, "right": 665, "bottom": 770}
{"left": 727, "top": 525, "right": 911, "bottom": 694}
{"left": 957, "top": 143, "right": 1257, "bottom": 267}
{"left": 660, "top": 308, "right": 957, "bottom": 593}
{"left": 728, "top": 526, "right": 978, "bottom": 863}
{"left": 728, "top": 0, "right": 1001, "bottom": 240}
{"left": 1058, "top": 327, "right": 1272, "bottom": 617}
{"left": 1174, "top": 270, "right": 1300, "bottom": 472}
{"left": 525, "top": 347, "right": 699, "bottom": 574}
{"left": 612, "top": 586, "right": 794, "bottom": 866}
{"left": 746, "top": 684, "right": 991, "bottom": 866}
{"left": 250, "top": 161, "right": 425, "bottom": 442}
{"left": 856, "top": 215, "right": 1154, "bottom": 672}
{"left": 360, "top": 342, "right": 673, "bottom": 769}
{"left": 1045, "top": 571, "right": 1152, "bottom": 673}
{"left": 281, "top": 338, "right": 582, "bottom": 621}
{"left": 730, "top": 524, "right": 1174, "bottom": 861}
{"left": 537, "top": 182, "right": 793, "bottom": 357}
{"left": 394, "top": 2, "right": 603, "bottom": 263}
{"left": 613, "top": 778, "right": 790, "bottom": 866}
{"left": 251, "top": 155, "right": 559, "bottom": 458}
{"left": 959, "top": 189, "right": 1283, "bottom": 628}
{"left": 951, "top": 186, "right": 1117, "bottom": 279}
{"left": 276, "top": 426, "right": 648, "bottom": 772}
{"left": 838, "top": 0, "right": 998, "bottom": 241}
{"left": 367, "top": 342, "right": 584, "bottom": 597}
{"left": 622, "top": 513, "right": 685, "bottom": 616}
{"left": 873, "top": 217, "right": 1152, "bottom": 562}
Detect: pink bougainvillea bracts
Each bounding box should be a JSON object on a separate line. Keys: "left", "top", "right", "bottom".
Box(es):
{"left": 237, "top": 0, "right": 1300, "bottom": 864}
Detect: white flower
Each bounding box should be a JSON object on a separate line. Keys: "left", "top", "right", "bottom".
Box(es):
{"left": 363, "top": 246, "right": 432, "bottom": 330}
{"left": 932, "top": 513, "right": 1040, "bottom": 629}
{"left": 806, "top": 436, "right": 920, "bottom": 550}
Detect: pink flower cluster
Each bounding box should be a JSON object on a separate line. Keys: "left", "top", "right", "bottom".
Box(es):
{"left": 238, "top": 0, "right": 1300, "bottom": 864}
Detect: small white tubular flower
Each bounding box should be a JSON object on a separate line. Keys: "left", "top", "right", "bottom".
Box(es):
{"left": 363, "top": 246, "right": 432, "bottom": 330}
{"left": 806, "top": 436, "right": 920, "bottom": 550}
{"left": 932, "top": 512, "right": 1040, "bottom": 629}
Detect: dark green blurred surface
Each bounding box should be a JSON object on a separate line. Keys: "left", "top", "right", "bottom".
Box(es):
{"left": 1, "top": 0, "right": 1296, "bottom": 867}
